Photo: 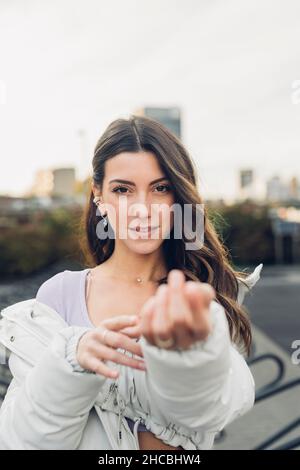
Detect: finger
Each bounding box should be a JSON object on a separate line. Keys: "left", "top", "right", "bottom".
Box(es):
{"left": 119, "top": 324, "right": 142, "bottom": 338}
{"left": 167, "top": 269, "right": 194, "bottom": 330}
{"left": 152, "top": 284, "right": 173, "bottom": 344}
{"left": 167, "top": 270, "right": 194, "bottom": 328}
{"left": 93, "top": 328, "right": 144, "bottom": 358}
{"left": 86, "top": 356, "right": 119, "bottom": 379}
{"left": 184, "top": 282, "right": 215, "bottom": 340}
{"left": 91, "top": 343, "right": 147, "bottom": 371}
{"left": 100, "top": 315, "right": 139, "bottom": 331}
{"left": 167, "top": 270, "right": 195, "bottom": 348}
{"left": 139, "top": 295, "right": 156, "bottom": 344}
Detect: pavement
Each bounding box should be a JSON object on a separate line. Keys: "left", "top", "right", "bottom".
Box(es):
{"left": 214, "top": 263, "right": 300, "bottom": 450}
{"left": 213, "top": 324, "right": 300, "bottom": 450}
{"left": 245, "top": 264, "right": 300, "bottom": 353}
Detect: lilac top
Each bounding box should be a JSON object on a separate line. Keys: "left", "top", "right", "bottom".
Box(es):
{"left": 36, "top": 268, "right": 147, "bottom": 433}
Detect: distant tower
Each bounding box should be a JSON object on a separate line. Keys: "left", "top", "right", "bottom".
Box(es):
{"left": 239, "top": 169, "right": 254, "bottom": 200}
{"left": 134, "top": 106, "right": 182, "bottom": 139}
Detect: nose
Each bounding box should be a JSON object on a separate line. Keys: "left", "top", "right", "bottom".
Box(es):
{"left": 129, "top": 191, "right": 152, "bottom": 219}
{"left": 133, "top": 204, "right": 149, "bottom": 219}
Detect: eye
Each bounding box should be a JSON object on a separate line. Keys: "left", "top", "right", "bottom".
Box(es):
{"left": 112, "top": 185, "right": 129, "bottom": 194}
{"left": 154, "top": 184, "right": 171, "bottom": 193}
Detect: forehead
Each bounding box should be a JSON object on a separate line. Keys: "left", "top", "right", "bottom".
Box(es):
{"left": 104, "top": 151, "right": 165, "bottom": 182}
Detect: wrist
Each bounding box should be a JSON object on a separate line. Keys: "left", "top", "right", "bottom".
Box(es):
{"left": 65, "top": 326, "right": 95, "bottom": 373}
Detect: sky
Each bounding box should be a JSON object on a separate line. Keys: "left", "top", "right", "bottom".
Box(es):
{"left": 0, "top": 0, "right": 300, "bottom": 200}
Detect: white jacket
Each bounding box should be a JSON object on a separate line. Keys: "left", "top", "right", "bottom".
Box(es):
{"left": 0, "top": 264, "right": 263, "bottom": 450}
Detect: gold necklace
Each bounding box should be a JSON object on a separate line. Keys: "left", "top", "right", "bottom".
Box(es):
{"left": 135, "top": 276, "right": 165, "bottom": 285}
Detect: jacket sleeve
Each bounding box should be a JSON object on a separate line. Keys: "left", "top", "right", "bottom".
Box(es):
{"left": 0, "top": 326, "right": 107, "bottom": 450}
{"left": 136, "top": 299, "right": 255, "bottom": 434}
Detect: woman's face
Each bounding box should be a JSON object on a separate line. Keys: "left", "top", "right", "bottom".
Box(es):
{"left": 94, "top": 151, "right": 175, "bottom": 255}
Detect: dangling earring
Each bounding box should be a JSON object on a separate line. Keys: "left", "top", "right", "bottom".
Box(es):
{"left": 93, "top": 196, "right": 108, "bottom": 227}
{"left": 101, "top": 214, "right": 108, "bottom": 228}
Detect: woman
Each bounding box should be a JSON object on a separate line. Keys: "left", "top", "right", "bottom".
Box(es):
{"left": 0, "top": 115, "right": 262, "bottom": 450}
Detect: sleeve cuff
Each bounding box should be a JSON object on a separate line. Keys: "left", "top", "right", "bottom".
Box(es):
{"left": 65, "top": 326, "right": 96, "bottom": 374}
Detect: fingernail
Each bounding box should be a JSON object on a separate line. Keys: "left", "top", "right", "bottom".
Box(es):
{"left": 169, "top": 270, "right": 183, "bottom": 289}
{"left": 139, "top": 362, "right": 147, "bottom": 370}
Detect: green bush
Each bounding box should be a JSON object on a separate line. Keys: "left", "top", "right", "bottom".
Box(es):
{"left": 207, "top": 202, "right": 275, "bottom": 266}
{"left": 0, "top": 208, "right": 81, "bottom": 278}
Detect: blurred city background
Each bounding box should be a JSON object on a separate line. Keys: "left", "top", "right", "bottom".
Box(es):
{"left": 0, "top": 0, "right": 299, "bottom": 450}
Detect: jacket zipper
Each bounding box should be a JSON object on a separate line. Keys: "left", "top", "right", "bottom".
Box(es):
{"left": 101, "top": 382, "right": 124, "bottom": 444}
{"left": 99, "top": 381, "right": 117, "bottom": 410}
{"left": 98, "top": 381, "right": 140, "bottom": 449}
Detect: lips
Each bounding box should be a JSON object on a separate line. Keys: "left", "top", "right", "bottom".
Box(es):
{"left": 129, "top": 226, "right": 159, "bottom": 232}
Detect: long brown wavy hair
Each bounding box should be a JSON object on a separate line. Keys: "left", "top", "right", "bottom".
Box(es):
{"left": 79, "top": 115, "right": 252, "bottom": 355}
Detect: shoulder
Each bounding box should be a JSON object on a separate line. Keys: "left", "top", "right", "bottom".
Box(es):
{"left": 36, "top": 269, "right": 87, "bottom": 319}
{"left": 35, "top": 271, "right": 66, "bottom": 316}
{"left": 36, "top": 270, "right": 65, "bottom": 300}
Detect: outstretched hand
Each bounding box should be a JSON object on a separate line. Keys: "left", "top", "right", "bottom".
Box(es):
{"left": 138, "top": 270, "right": 216, "bottom": 351}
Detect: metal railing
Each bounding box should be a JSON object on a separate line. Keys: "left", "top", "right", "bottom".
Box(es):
{"left": 214, "top": 345, "right": 300, "bottom": 449}
{"left": 253, "top": 378, "right": 300, "bottom": 449}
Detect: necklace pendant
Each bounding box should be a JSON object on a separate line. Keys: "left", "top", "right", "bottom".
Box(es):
{"left": 136, "top": 277, "right": 142, "bottom": 283}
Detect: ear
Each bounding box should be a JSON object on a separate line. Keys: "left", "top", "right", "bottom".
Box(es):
{"left": 236, "top": 263, "right": 263, "bottom": 306}
{"left": 91, "top": 181, "right": 102, "bottom": 198}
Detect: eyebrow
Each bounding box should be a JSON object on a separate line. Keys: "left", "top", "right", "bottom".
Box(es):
{"left": 108, "top": 177, "right": 169, "bottom": 186}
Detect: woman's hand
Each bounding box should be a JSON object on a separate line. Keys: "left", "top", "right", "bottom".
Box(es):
{"left": 76, "top": 315, "right": 147, "bottom": 378}
{"left": 139, "top": 270, "right": 216, "bottom": 350}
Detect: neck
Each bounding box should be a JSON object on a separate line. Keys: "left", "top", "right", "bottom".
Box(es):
{"left": 104, "top": 244, "right": 167, "bottom": 284}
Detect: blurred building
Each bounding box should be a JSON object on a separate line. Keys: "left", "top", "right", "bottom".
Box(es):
{"left": 134, "top": 106, "right": 182, "bottom": 139}
{"left": 289, "top": 176, "right": 300, "bottom": 200}
{"left": 266, "top": 175, "right": 300, "bottom": 202}
{"left": 269, "top": 207, "right": 300, "bottom": 264}
{"left": 30, "top": 169, "right": 54, "bottom": 197}
{"left": 267, "top": 176, "right": 289, "bottom": 202}
{"left": 240, "top": 169, "right": 254, "bottom": 189}
{"left": 30, "top": 167, "right": 76, "bottom": 198}
{"left": 238, "top": 169, "right": 261, "bottom": 200}
{"left": 52, "top": 168, "right": 76, "bottom": 197}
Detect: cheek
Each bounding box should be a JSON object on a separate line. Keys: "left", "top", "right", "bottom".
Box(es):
{"left": 155, "top": 201, "right": 175, "bottom": 236}
{"left": 105, "top": 201, "right": 119, "bottom": 230}
{"left": 159, "top": 196, "right": 175, "bottom": 221}
{"left": 106, "top": 203, "right": 131, "bottom": 234}
{"left": 161, "top": 211, "right": 174, "bottom": 236}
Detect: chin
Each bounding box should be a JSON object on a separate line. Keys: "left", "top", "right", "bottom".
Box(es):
{"left": 125, "top": 238, "right": 163, "bottom": 255}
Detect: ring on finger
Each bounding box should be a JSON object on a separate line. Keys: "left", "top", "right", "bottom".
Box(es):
{"left": 154, "top": 335, "right": 175, "bottom": 349}
{"left": 101, "top": 328, "right": 110, "bottom": 345}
